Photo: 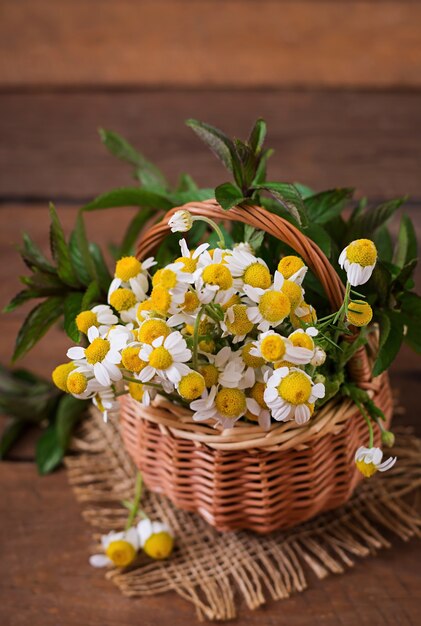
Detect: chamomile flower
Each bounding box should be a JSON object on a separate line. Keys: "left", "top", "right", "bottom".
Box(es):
{"left": 243, "top": 271, "right": 291, "bottom": 332}
{"left": 108, "top": 287, "right": 139, "bottom": 323}
{"left": 152, "top": 261, "right": 194, "bottom": 291}
{"left": 142, "top": 283, "right": 186, "bottom": 319}
{"left": 246, "top": 381, "right": 271, "bottom": 431}
{"left": 109, "top": 255, "right": 155, "bottom": 301}
{"left": 137, "top": 318, "right": 171, "bottom": 345}
{"left": 168, "top": 209, "right": 193, "bottom": 233}
{"left": 75, "top": 305, "right": 118, "bottom": 336}
{"left": 290, "top": 301, "right": 317, "bottom": 328}
{"left": 277, "top": 255, "right": 307, "bottom": 285}
{"left": 199, "top": 346, "right": 244, "bottom": 388}
{"left": 93, "top": 386, "right": 120, "bottom": 422}
{"left": 221, "top": 303, "right": 255, "bottom": 343}
{"left": 226, "top": 247, "right": 271, "bottom": 289}
{"left": 177, "top": 370, "right": 206, "bottom": 400}
{"left": 67, "top": 326, "right": 128, "bottom": 387}
{"left": 251, "top": 330, "right": 313, "bottom": 367}
{"left": 264, "top": 367, "right": 325, "bottom": 425}
{"left": 89, "top": 527, "right": 139, "bottom": 568}
{"left": 138, "top": 331, "right": 191, "bottom": 385}
{"left": 286, "top": 327, "right": 318, "bottom": 365}
{"left": 191, "top": 385, "right": 247, "bottom": 429}
{"left": 66, "top": 364, "right": 100, "bottom": 399}
{"left": 127, "top": 380, "right": 154, "bottom": 406}
{"left": 346, "top": 301, "right": 373, "bottom": 327}
{"left": 339, "top": 239, "right": 377, "bottom": 286}
{"left": 311, "top": 346, "right": 326, "bottom": 366}
{"left": 167, "top": 290, "right": 201, "bottom": 326}
{"left": 355, "top": 446, "right": 396, "bottom": 478}
{"left": 237, "top": 342, "right": 265, "bottom": 388}
{"left": 174, "top": 238, "right": 209, "bottom": 273}
{"left": 52, "top": 362, "right": 76, "bottom": 392}
{"left": 137, "top": 519, "right": 174, "bottom": 560}
{"left": 194, "top": 248, "right": 235, "bottom": 305}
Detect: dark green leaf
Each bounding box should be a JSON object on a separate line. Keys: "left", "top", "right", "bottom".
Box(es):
{"left": 252, "top": 148, "right": 273, "bottom": 187}
{"left": 3, "top": 289, "right": 41, "bottom": 313}
{"left": 81, "top": 281, "right": 101, "bottom": 311}
{"left": 81, "top": 188, "right": 173, "bottom": 212}
{"left": 89, "top": 243, "right": 112, "bottom": 293}
{"left": 0, "top": 365, "right": 59, "bottom": 424}
{"left": 0, "top": 418, "right": 26, "bottom": 459}
{"left": 215, "top": 182, "right": 245, "bottom": 211}
{"left": 393, "top": 214, "right": 417, "bottom": 269}
{"left": 255, "top": 182, "right": 307, "bottom": 226}
{"left": 49, "top": 204, "right": 79, "bottom": 287}
{"left": 248, "top": 118, "right": 267, "bottom": 153}
{"left": 56, "top": 395, "right": 88, "bottom": 450}
{"left": 374, "top": 225, "right": 394, "bottom": 263}
{"left": 20, "top": 233, "right": 56, "bottom": 274}
{"left": 69, "top": 229, "right": 93, "bottom": 286}
{"left": 64, "top": 292, "right": 84, "bottom": 342}
{"left": 208, "top": 225, "right": 234, "bottom": 249}
{"left": 176, "top": 173, "right": 198, "bottom": 193}
{"left": 167, "top": 188, "right": 215, "bottom": 205}
{"left": 371, "top": 262, "right": 392, "bottom": 307}
{"left": 293, "top": 182, "right": 315, "bottom": 199}
{"left": 186, "top": 119, "right": 234, "bottom": 172}
{"left": 304, "top": 188, "right": 354, "bottom": 224}
{"left": 372, "top": 311, "right": 403, "bottom": 376}
{"left": 36, "top": 426, "right": 64, "bottom": 475}
{"left": 73, "top": 214, "right": 97, "bottom": 284}
{"left": 393, "top": 259, "right": 417, "bottom": 290}
{"left": 12, "top": 297, "right": 64, "bottom": 362}
{"left": 349, "top": 196, "right": 407, "bottom": 240}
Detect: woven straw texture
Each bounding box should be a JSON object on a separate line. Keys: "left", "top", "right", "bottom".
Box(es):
{"left": 119, "top": 200, "right": 394, "bottom": 532}
{"left": 65, "top": 410, "right": 421, "bottom": 622}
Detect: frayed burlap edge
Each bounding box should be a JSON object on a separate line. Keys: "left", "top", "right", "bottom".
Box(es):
{"left": 65, "top": 409, "right": 421, "bottom": 622}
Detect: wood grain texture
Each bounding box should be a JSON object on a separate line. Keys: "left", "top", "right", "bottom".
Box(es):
{"left": 1, "top": 1, "right": 421, "bottom": 88}
{"left": 1, "top": 91, "right": 421, "bottom": 200}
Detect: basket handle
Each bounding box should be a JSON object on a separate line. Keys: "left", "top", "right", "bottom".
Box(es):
{"left": 136, "top": 199, "right": 345, "bottom": 310}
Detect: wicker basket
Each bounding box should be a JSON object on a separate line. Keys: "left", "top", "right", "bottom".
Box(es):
{"left": 120, "top": 199, "right": 393, "bottom": 534}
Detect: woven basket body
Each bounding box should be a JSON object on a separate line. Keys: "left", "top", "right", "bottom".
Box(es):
{"left": 120, "top": 200, "right": 393, "bottom": 533}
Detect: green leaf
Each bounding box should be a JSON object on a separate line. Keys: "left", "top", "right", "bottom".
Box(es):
{"left": 208, "top": 225, "right": 234, "bottom": 249}
{"left": 244, "top": 225, "right": 265, "bottom": 252}
{"left": 393, "top": 259, "right": 417, "bottom": 290}
{"left": 89, "top": 243, "right": 112, "bottom": 293}
{"left": 3, "top": 289, "right": 41, "bottom": 313}
{"left": 374, "top": 225, "right": 394, "bottom": 263}
{"left": 371, "top": 262, "right": 392, "bottom": 307}
{"left": 49, "top": 204, "right": 79, "bottom": 287}
{"left": 293, "top": 182, "right": 315, "bottom": 199}
{"left": 215, "top": 182, "right": 245, "bottom": 211}
{"left": 99, "top": 128, "right": 168, "bottom": 190}
{"left": 69, "top": 229, "right": 93, "bottom": 286}
{"left": 36, "top": 426, "right": 64, "bottom": 475}
{"left": 0, "top": 365, "right": 59, "bottom": 423}
{"left": 55, "top": 395, "right": 88, "bottom": 450}
{"left": 399, "top": 293, "right": 421, "bottom": 354}
{"left": 304, "top": 188, "right": 354, "bottom": 224}
{"left": 248, "top": 118, "right": 267, "bottom": 153}
{"left": 81, "top": 188, "right": 173, "bottom": 212}
{"left": 176, "top": 173, "right": 198, "bottom": 193}
{"left": 81, "top": 280, "right": 101, "bottom": 310}
{"left": 20, "top": 233, "right": 56, "bottom": 274}
{"left": 186, "top": 119, "right": 234, "bottom": 172}
{"left": 63, "top": 292, "right": 83, "bottom": 342}
{"left": 255, "top": 182, "right": 307, "bottom": 226}
{"left": 168, "top": 188, "right": 215, "bottom": 205}
{"left": 372, "top": 311, "right": 403, "bottom": 376}
{"left": 0, "top": 418, "right": 26, "bottom": 459}
{"left": 12, "top": 297, "right": 64, "bottom": 362}
{"left": 73, "top": 214, "right": 97, "bottom": 284}
{"left": 118, "top": 208, "right": 154, "bottom": 258}
{"left": 393, "top": 214, "right": 417, "bottom": 269}
{"left": 304, "top": 223, "right": 332, "bottom": 257}
{"left": 349, "top": 196, "right": 407, "bottom": 240}
{"left": 252, "top": 148, "right": 273, "bottom": 187}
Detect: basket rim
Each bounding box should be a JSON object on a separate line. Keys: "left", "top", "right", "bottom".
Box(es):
{"left": 120, "top": 372, "right": 388, "bottom": 452}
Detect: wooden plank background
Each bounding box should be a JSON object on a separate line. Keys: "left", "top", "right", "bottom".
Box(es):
{"left": 1, "top": 1, "right": 421, "bottom": 88}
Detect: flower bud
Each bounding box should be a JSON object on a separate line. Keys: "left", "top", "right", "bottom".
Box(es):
{"left": 381, "top": 430, "right": 395, "bottom": 448}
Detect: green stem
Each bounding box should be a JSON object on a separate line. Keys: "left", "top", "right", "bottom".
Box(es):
{"left": 125, "top": 472, "right": 143, "bottom": 531}
{"left": 354, "top": 398, "right": 374, "bottom": 448}
{"left": 192, "top": 305, "right": 206, "bottom": 370}
{"left": 193, "top": 216, "right": 225, "bottom": 248}
{"left": 123, "top": 376, "right": 161, "bottom": 389}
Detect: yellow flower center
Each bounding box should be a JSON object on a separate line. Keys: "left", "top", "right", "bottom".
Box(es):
{"left": 178, "top": 372, "right": 206, "bottom": 400}
{"left": 109, "top": 288, "right": 137, "bottom": 312}
{"left": 152, "top": 268, "right": 177, "bottom": 289}
{"left": 241, "top": 343, "right": 265, "bottom": 368}
{"left": 281, "top": 280, "right": 303, "bottom": 309}
{"left": 274, "top": 359, "right": 294, "bottom": 369}
{"left": 260, "top": 334, "right": 286, "bottom": 362}
{"left": 221, "top": 293, "right": 241, "bottom": 311}
{"left": 115, "top": 256, "right": 142, "bottom": 281}
{"left": 289, "top": 331, "right": 314, "bottom": 350}
{"left": 346, "top": 239, "right": 377, "bottom": 267}
{"left": 66, "top": 372, "right": 88, "bottom": 395}
{"left": 85, "top": 338, "right": 110, "bottom": 364}
{"left": 105, "top": 540, "right": 136, "bottom": 567}
{"left": 175, "top": 256, "right": 197, "bottom": 273}
{"left": 215, "top": 388, "right": 246, "bottom": 419}
{"left": 356, "top": 460, "right": 377, "bottom": 478}
{"left": 243, "top": 263, "right": 271, "bottom": 289}
{"left": 149, "top": 346, "right": 173, "bottom": 370}
{"left": 199, "top": 339, "right": 216, "bottom": 353}
{"left": 149, "top": 286, "right": 171, "bottom": 315}
{"left": 278, "top": 371, "right": 312, "bottom": 405}
{"left": 202, "top": 263, "right": 233, "bottom": 290}
{"left": 121, "top": 346, "right": 148, "bottom": 373}
{"left": 128, "top": 381, "right": 145, "bottom": 402}
{"left": 137, "top": 300, "right": 153, "bottom": 317}
{"left": 258, "top": 291, "right": 291, "bottom": 323}
{"left": 278, "top": 256, "right": 305, "bottom": 279}
{"left": 182, "top": 291, "right": 200, "bottom": 313}
{"left": 346, "top": 301, "right": 373, "bottom": 327}
{"left": 143, "top": 532, "right": 174, "bottom": 560}
{"left": 199, "top": 364, "right": 219, "bottom": 387}
{"left": 52, "top": 362, "right": 76, "bottom": 392}
{"left": 290, "top": 302, "right": 317, "bottom": 327}
{"left": 76, "top": 310, "right": 98, "bottom": 334}
{"left": 250, "top": 381, "right": 267, "bottom": 409}
{"left": 138, "top": 319, "right": 170, "bottom": 344}
{"left": 226, "top": 304, "right": 254, "bottom": 336}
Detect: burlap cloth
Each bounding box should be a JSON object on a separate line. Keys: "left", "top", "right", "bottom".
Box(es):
{"left": 65, "top": 409, "right": 421, "bottom": 621}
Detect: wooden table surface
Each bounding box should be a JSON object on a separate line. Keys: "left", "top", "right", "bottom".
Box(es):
{"left": 1, "top": 87, "right": 421, "bottom": 624}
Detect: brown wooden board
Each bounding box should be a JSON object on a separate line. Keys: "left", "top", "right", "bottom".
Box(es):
{"left": 0, "top": 91, "right": 421, "bottom": 200}
{"left": 1, "top": 1, "right": 421, "bottom": 88}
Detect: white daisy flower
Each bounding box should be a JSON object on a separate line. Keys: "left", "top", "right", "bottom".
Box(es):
{"left": 67, "top": 326, "right": 129, "bottom": 387}
{"left": 286, "top": 327, "right": 319, "bottom": 365}
{"left": 137, "top": 519, "right": 174, "bottom": 560}
{"left": 65, "top": 362, "right": 103, "bottom": 400}
{"left": 355, "top": 446, "right": 397, "bottom": 478}
{"left": 109, "top": 255, "right": 155, "bottom": 301}
{"left": 311, "top": 346, "right": 326, "bottom": 366}
{"left": 243, "top": 271, "right": 291, "bottom": 332}
{"left": 190, "top": 385, "right": 248, "bottom": 429}
{"left": 251, "top": 330, "right": 315, "bottom": 366}
{"left": 236, "top": 343, "right": 267, "bottom": 388}
{"left": 264, "top": 367, "right": 325, "bottom": 425}
{"left": 93, "top": 385, "right": 120, "bottom": 422}
{"left": 226, "top": 247, "right": 271, "bottom": 289}
{"left": 221, "top": 303, "right": 255, "bottom": 343}
{"left": 176, "top": 238, "right": 209, "bottom": 273}
{"left": 89, "top": 527, "right": 139, "bottom": 568}
{"left": 107, "top": 286, "right": 139, "bottom": 323}
{"left": 138, "top": 331, "right": 191, "bottom": 385}
{"left": 338, "top": 239, "right": 377, "bottom": 286}
{"left": 168, "top": 209, "right": 193, "bottom": 233}
{"left": 194, "top": 248, "right": 236, "bottom": 305}
{"left": 200, "top": 346, "right": 245, "bottom": 388}
{"left": 75, "top": 304, "right": 118, "bottom": 336}
{"left": 277, "top": 255, "right": 308, "bottom": 285}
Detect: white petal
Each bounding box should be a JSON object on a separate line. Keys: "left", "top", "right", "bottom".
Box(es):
{"left": 67, "top": 347, "right": 85, "bottom": 360}
{"left": 87, "top": 326, "right": 100, "bottom": 342}
{"left": 89, "top": 554, "right": 112, "bottom": 568}
{"left": 94, "top": 362, "right": 111, "bottom": 386}
{"left": 295, "top": 404, "right": 311, "bottom": 425}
